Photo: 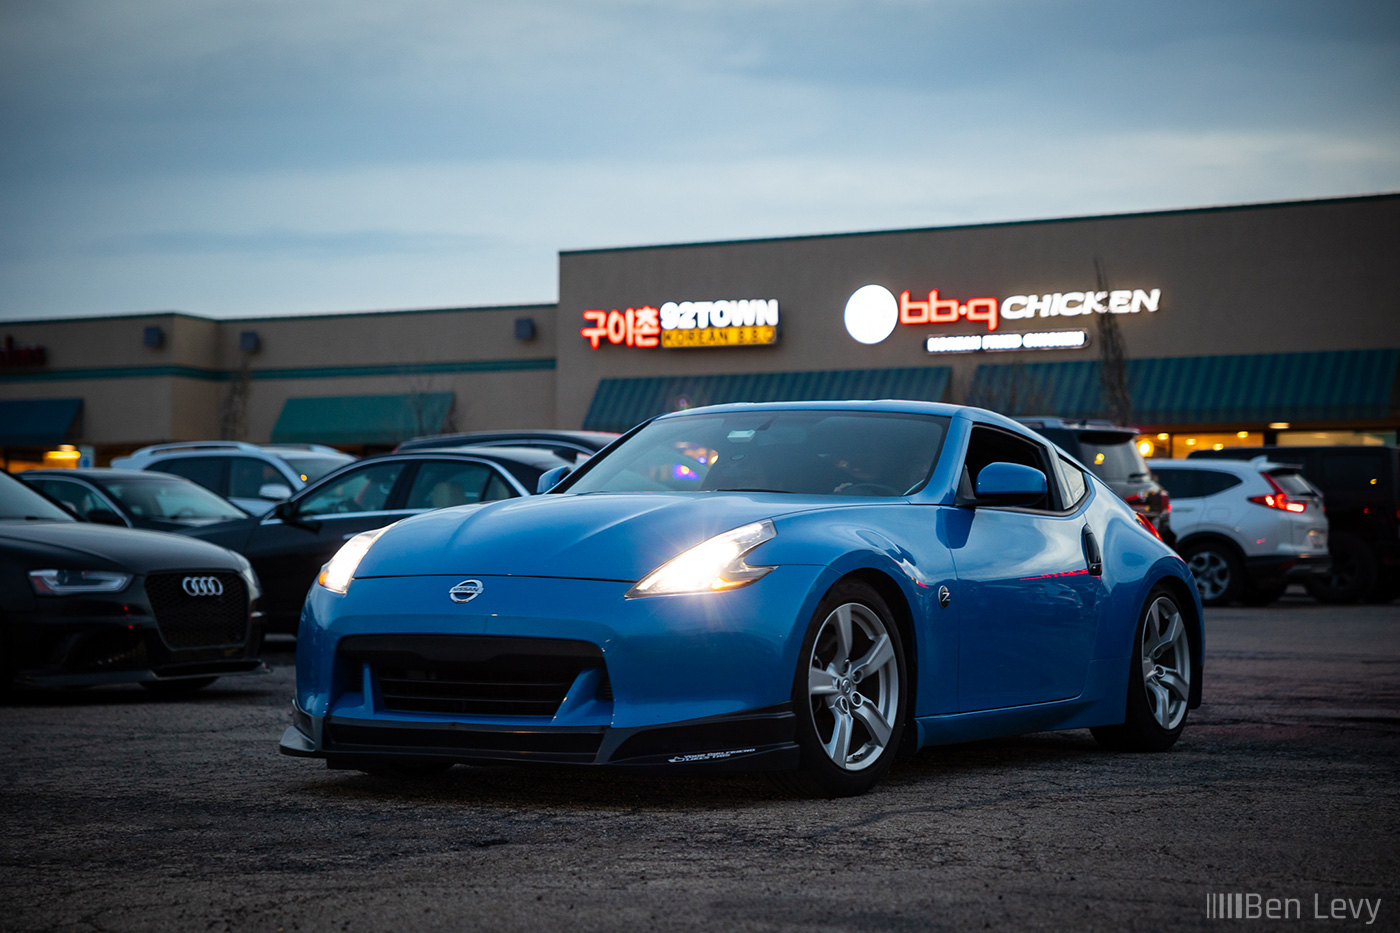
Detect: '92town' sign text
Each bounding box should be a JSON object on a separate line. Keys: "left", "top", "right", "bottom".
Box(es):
{"left": 581, "top": 300, "right": 779, "bottom": 350}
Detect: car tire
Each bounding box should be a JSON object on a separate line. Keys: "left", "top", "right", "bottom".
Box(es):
{"left": 1091, "top": 585, "right": 1192, "bottom": 753}
{"left": 1304, "top": 533, "right": 1377, "bottom": 604}
{"left": 140, "top": 676, "right": 218, "bottom": 696}
{"left": 1181, "top": 540, "right": 1243, "bottom": 606}
{"left": 771, "top": 580, "right": 907, "bottom": 798}
{"left": 1241, "top": 582, "right": 1287, "bottom": 607}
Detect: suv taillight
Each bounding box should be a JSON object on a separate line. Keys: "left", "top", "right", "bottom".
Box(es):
{"left": 1249, "top": 473, "right": 1306, "bottom": 513}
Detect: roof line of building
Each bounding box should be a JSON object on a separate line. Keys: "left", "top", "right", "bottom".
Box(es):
{"left": 561, "top": 192, "right": 1400, "bottom": 257}
{"left": 0, "top": 302, "right": 558, "bottom": 329}
{"left": 0, "top": 357, "right": 556, "bottom": 385}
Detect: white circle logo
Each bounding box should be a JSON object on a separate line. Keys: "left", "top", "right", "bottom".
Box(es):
{"left": 844, "top": 285, "right": 898, "bottom": 345}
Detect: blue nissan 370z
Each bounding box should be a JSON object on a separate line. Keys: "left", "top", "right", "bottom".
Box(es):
{"left": 281, "top": 401, "right": 1202, "bottom": 796}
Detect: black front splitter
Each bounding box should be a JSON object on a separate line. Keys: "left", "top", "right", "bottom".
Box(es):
{"left": 280, "top": 703, "right": 800, "bottom": 773}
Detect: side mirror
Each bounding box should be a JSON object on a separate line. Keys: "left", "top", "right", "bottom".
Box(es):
{"left": 536, "top": 465, "right": 571, "bottom": 494}
{"left": 273, "top": 499, "right": 298, "bottom": 521}
{"left": 259, "top": 483, "right": 293, "bottom": 501}
{"left": 85, "top": 508, "right": 126, "bottom": 526}
{"left": 962, "top": 462, "right": 1047, "bottom": 508}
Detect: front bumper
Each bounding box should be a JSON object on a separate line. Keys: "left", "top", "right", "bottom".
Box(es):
{"left": 285, "top": 566, "right": 833, "bottom": 771}
{"left": 7, "top": 592, "right": 265, "bottom": 689}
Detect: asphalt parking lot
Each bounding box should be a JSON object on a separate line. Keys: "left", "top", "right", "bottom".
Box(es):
{"left": 2, "top": 596, "right": 1397, "bottom": 933}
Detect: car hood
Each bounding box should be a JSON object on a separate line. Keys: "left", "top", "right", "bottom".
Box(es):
{"left": 0, "top": 520, "right": 245, "bottom": 572}
{"left": 357, "top": 492, "right": 845, "bottom": 581}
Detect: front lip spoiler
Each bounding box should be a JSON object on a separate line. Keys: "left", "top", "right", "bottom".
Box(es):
{"left": 280, "top": 703, "right": 800, "bottom": 773}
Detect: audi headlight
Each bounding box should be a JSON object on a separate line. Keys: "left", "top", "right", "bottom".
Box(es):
{"left": 28, "top": 569, "right": 132, "bottom": 596}
{"left": 626, "top": 520, "right": 777, "bottom": 598}
{"left": 317, "top": 525, "right": 394, "bottom": 595}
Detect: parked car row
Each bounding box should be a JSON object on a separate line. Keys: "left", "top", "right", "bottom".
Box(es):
{"left": 6, "top": 416, "right": 1392, "bottom": 703}
{"left": 1188, "top": 445, "right": 1399, "bottom": 604}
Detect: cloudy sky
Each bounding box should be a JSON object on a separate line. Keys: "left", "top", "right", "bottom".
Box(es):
{"left": 2, "top": 0, "right": 1397, "bottom": 320}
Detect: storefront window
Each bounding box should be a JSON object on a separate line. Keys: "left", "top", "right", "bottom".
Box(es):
{"left": 1278, "top": 430, "right": 1395, "bottom": 447}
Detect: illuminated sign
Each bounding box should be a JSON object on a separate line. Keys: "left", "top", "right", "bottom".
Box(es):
{"left": 0, "top": 335, "right": 47, "bottom": 368}
{"left": 843, "top": 284, "right": 1161, "bottom": 352}
{"left": 926, "top": 330, "right": 1089, "bottom": 354}
{"left": 581, "top": 299, "right": 779, "bottom": 350}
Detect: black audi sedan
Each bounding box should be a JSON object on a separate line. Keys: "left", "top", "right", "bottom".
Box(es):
{"left": 19, "top": 468, "right": 249, "bottom": 531}
{"left": 179, "top": 446, "right": 570, "bottom": 632}
{"left": 0, "top": 471, "right": 266, "bottom": 694}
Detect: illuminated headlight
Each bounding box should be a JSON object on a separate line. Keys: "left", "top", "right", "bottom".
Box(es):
{"left": 317, "top": 525, "right": 394, "bottom": 595}
{"left": 28, "top": 569, "right": 132, "bottom": 595}
{"left": 626, "top": 520, "right": 776, "bottom": 598}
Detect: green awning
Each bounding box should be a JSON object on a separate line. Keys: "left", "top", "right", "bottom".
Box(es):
{"left": 271, "top": 393, "right": 455, "bottom": 446}
{"left": 0, "top": 397, "right": 83, "bottom": 446}
{"left": 583, "top": 366, "right": 952, "bottom": 433}
{"left": 966, "top": 349, "right": 1399, "bottom": 425}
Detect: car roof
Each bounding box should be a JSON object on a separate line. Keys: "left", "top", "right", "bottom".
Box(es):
{"left": 650, "top": 399, "right": 1053, "bottom": 436}
{"left": 394, "top": 429, "right": 619, "bottom": 452}
{"left": 364, "top": 446, "right": 571, "bottom": 469}
{"left": 20, "top": 468, "right": 183, "bottom": 481}
{"left": 1147, "top": 457, "right": 1300, "bottom": 473}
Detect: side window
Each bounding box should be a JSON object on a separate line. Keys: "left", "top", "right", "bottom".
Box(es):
{"left": 484, "top": 473, "right": 515, "bottom": 501}
{"left": 1152, "top": 468, "right": 1201, "bottom": 499}
{"left": 298, "top": 462, "right": 405, "bottom": 515}
{"left": 402, "top": 461, "right": 495, "bottom": 510}
{"left": 1058, "top": 456, "right": 1088, "bottom": 506}
{"left": 151, "top": 456, "right": 226, "bottom": 494}
{"left": 1197, "top": 470, "right": 1243, "bottom": 497}
{"left": 229, "top": 457, "right": 286, "bottom": 499}
{"left": 962, "top": 426, "right": 1057, "bottom": 511}
{"left": 33, "top": 480, "right": 107, "bottom": 517}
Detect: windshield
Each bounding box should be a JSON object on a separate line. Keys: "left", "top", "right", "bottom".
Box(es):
{"left": 1080, "top": 439, "right": 1151, "bottom": 483}
{"left": 99, "top": 476, "right": 247, "bottom": 523}
{"left": 566, "top": 410, "right": 949, "bottom": 496}
{"left": 0, "top": 472, "right": 76, "bottom": 521}
{"left": 283, "top": 455, "right": 353, "bottom": 484}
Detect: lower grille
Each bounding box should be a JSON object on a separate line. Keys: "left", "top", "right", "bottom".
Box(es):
{"left": 328, "top": 723, "right": 603, "bottom": 758}
{"left": 144, "top": 572, "right": 249, "bottom": 649}
{"left": 340, "top": 635, "right": 606, "bottom": 719}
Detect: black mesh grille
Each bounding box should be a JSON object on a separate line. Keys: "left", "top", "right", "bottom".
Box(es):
{"left": 339, "top": 635, "right": 605, "bottom": 719}
{"left": 377, "top": 666, "right": 579, "bottom": 716}
{"left": 144, "top": 572, "right": 249, "bottom": 649}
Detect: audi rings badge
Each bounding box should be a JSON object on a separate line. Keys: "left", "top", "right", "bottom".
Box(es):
{"left": 182, "top": 575, "right": 225, "bottom": 598}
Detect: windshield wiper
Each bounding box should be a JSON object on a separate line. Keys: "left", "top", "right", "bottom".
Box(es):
{"left": 711, "top": 487, "right": 789, "bottom": 494}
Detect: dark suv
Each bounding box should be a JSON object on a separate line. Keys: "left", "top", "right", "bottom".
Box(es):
{"left": 1189, "top": 445, "right": 1399, "bottom": 603}
{"left": 1016, "top": 417, "right": 1173, "bottom": 544}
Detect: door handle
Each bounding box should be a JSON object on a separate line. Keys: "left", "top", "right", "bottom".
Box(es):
{"left": 1082, "top": 525, "right": 1103, "bottom": 576}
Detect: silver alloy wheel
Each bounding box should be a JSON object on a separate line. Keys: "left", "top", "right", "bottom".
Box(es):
{"left": 1186, "top": 549, "right": 1231, "bottom": 602}
{"left": 806, "top": 602, "right": 900, "bottom": 772}
{"left": 1140, "top": 595, "right": 1191, "bottom": 731}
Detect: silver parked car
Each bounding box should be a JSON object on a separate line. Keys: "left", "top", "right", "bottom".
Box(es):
{"left": 112, "top": 441, "right": 354, "bottom": 515}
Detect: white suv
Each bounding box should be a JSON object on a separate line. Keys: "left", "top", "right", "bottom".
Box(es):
{"left": 1148, "top": 457, "right": 1330, "bottom": 606}
{"left": 112, "top": 441, "right": 354, "bottom": 515}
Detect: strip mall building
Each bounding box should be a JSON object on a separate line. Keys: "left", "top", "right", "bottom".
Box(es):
{"left": 2, "top": 193, "right": 1397, "bottom": 470}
